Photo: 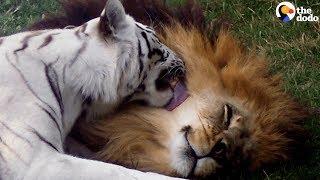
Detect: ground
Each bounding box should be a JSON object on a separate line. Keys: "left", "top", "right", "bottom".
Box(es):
{"left": 0, "top": 0, "right": 319, "bottom": 179}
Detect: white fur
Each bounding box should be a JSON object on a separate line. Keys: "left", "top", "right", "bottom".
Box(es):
{"left": 0, "top": 0, "right": 184, "bottom": 179}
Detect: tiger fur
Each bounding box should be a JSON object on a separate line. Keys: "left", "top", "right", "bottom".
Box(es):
{"left": 0, "top": 0, "right": 184, "bottom": 179}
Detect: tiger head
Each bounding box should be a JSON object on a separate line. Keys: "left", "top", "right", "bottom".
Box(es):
{"left": 98, "top": 0, "right": 186, "bottom": 109}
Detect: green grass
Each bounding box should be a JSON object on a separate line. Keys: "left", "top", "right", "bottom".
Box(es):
{"left": 1, "top": 0, "right": 319, "bottom": 179}
{"left": 0, "top": 0, "right": 59, "bottom": 35}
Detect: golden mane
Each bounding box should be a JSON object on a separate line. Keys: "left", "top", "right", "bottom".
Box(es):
{"left": 164, "top": 25, "right": 309, "bottom": 169}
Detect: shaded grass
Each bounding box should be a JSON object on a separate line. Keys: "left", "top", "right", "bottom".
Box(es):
{"left": 0, "top": 0, "right": 59, "bottom": 35}
{"left": 1, "top": 0, "right": 319, "bottom": 179}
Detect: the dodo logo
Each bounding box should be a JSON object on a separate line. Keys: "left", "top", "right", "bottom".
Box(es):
{"left": 276, "top": 2, "right": 296, "bottom": 22}
{"left": 276, "top": 2, "right": 319, "bottom": 22}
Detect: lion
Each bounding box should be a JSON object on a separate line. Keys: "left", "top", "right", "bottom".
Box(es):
{"left": 30, "top": 0, "right": 309, "bottom": 178}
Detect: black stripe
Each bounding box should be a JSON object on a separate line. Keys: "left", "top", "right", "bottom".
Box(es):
{"left": 117, "top": 71, "right": 125, "bottom": 94}
{"left": 0, "top": 122, "right": 32, "bottom": 147}
{"left": 38, "top": 32, "right": 60, "bottom": 49}
{"left": 14, "top": 43, "right": 28, "bottom": 54}
{"left": 141, "top": 32, "right": 153, "bottom": 58}
{"left": 141, "top": 32, "right": 166, "bottom": 64}
{"left": 138, "top": 39, "right": 144, "bottom": 78}
{"left": 138, "top": 39, "right": 143, "bottom": 57}
{"left": 153, "top": 49, "right": 166, "bottom": 64}
{"left": 36, "top": 103, "right": 62, "bottom": 137}
{"left": 62, "top": 64, "right": 67, "bottom": 85}
{"left": 44, "top": 61, "right": 64, "bottom": 118}
{"left": 6, "top": 53, "right": 58, "bottom": 118}
{"left": 135, "top": 24, "right": 155, "bottom": 34}
{"left": 0, "top": 136, "right": 7, "bottom": 164}
{"left": 80, "top": 23, "right": 89, "bottom": 36}
{"left": 69, "top": 42, "right": 87, "bottom": 67}
{"left": 30, "top": 128, "right": 59, "bottom": 152}
{"left": 0, "top": 150, "right": 5, "bottom": 163}
{"left": 145, "top": 26, "right": 154, "bottom": 31}
{"left": 14, "top": 32, "right": 44, "bottom": 54}
{"left": 138, "top": 83, "right": 146, "bottom": 91}
{"left": 38, "top": 35, "right": 53, "bottom": 49}
{"left": 123, "top": 93, "right": 134, "bottom": 103}
{"left": 75, "top": 29, "right": 81, "bottom": 39}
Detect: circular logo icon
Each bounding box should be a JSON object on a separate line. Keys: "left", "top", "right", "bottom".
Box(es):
{"left": 276, "top": 2, "right": 296, "bottom": 22}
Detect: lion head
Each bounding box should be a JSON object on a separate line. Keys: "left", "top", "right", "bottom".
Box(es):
{"left": 30, "top": 0, "right": 309, "bottom": 178}
{"left": 76, "top": 25, "right": 308, "bottom": 178}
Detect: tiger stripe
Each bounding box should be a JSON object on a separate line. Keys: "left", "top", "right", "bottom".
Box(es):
{"left": 0, "top": 150, "right": 5, "bottom": 163}
{"left": 137, "top": 39, "right": 144, "bottom": 77}
{"left": 69, "top": 42, "right": 87, "bottom": 67}
{"left": 75, "top": 29, "right": 82, "bottom": 39}
{"left": 141, "top": 31, "right": 152, "bottom": 58}
{"left": 14, "top": 32, "right": 44, "bottom": 54}
{"left": 135, "top": 24, "right": 155, "bottom": 35}
{"left": 80, "top": 23, "right": 89, "bottom": 36}
{"left": 38, "top": 33, "right": 60, "bottom": 49}
{"left": 62, "top": 64, "right": 68, "bottom": 85}
{"left": 44, "top": 59, "right": 64, "bottom": 118}
{"left": 36, "top": 103, "right": 62, "bottom": 137}
{"left": 6, "top": 53, "right": 59, "bottom": 118}
{"left": 0, "top": 121, "right": 33, "bottom": 147}
{"left": 29, "top": 127, "right": 60, "bottom": 152}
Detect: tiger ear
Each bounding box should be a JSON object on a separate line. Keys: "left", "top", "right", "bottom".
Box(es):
{"left": 100, "top": 0, "right": 127, "bottom": 35}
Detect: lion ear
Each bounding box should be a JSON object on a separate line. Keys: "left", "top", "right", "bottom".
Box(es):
{"left": 100, "top": 0, "right": 127, "bottom": 35}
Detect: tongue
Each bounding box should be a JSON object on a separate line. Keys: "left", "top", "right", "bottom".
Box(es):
{"left": 165, "top": 81, "right": 189, "bottom": 111}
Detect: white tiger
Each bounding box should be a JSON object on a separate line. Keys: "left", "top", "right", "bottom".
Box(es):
{"left": 0, "top": 0, "right": 185, "bottom": 179}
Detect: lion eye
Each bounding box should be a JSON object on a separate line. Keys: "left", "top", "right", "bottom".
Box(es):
{"left": 210, "top": 138, "right": 227, "bottom": 156}
{"left": 224, "top": 104, "right": 233, "bottom": 127}
{"left": 215, "top": 140, "right": 226, "bottom": 154}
